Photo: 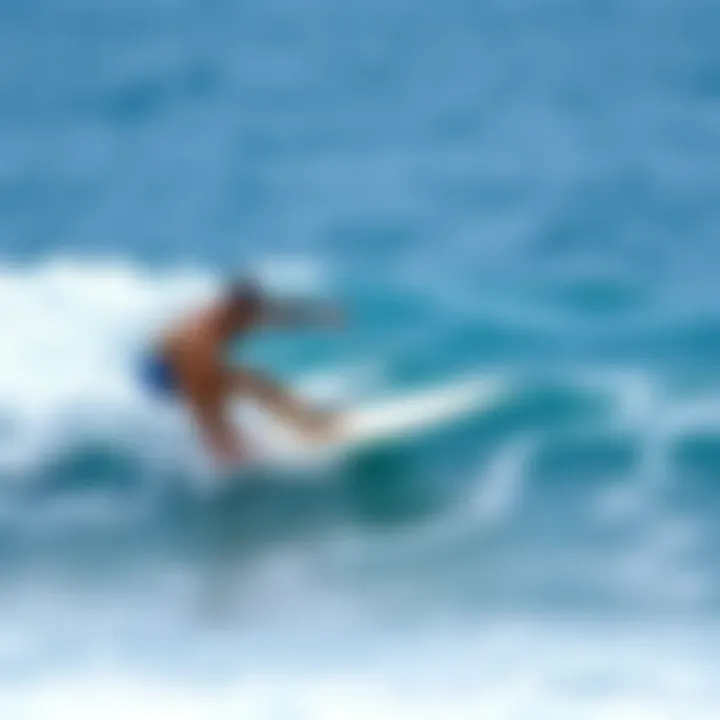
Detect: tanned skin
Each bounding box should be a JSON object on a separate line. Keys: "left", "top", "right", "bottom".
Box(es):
{"left": 156, "top": 287, "right": 342, "bottom": 467}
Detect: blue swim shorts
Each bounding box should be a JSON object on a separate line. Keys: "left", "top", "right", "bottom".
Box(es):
{"left": 139, "top": 353, "right": 177, "bottom": 398}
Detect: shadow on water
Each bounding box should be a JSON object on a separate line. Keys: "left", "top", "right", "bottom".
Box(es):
{"left": 342, "top": 446, "right": 433, "bottom": 527}
{"left": 149, "top": 449, "right": 437, "bottom": 620}
{"left": 166, "top": 444, "right": 436, "bottom": 560}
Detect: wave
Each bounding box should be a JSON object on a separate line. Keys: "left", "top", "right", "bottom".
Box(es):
{"left": 0, "top": 258, "right": 719, "bottom": 618}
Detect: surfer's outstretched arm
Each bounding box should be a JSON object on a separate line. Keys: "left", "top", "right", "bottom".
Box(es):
{"left": 259, "top": 299, "right": 344, "bottom": 329}
{"left": 226, "top": 368, "right": 336, "bottom": 439}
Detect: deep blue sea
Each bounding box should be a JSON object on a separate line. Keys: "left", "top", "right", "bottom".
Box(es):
{"left": 2, "top": 0, "right": 720, "bottom": 717}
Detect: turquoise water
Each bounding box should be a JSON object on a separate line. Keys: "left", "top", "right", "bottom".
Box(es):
{"left": 2, "top": 0, "right": 720, "bottom": 716}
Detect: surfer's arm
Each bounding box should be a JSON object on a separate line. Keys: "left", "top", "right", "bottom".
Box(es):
{"left": 259, "top": 299, "right": 344, "bottom": 329}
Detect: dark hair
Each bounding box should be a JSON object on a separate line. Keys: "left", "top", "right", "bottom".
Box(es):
{"left": 226, "top": 279, "right": 263, "bottom": 311}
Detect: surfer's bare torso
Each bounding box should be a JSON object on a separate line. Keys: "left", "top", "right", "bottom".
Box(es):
{"left": 159, "top": 305, "right": 249, "bottom": 405}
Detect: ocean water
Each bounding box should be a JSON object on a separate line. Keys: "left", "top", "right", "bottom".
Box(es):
{"left": 2, "top": 0, "right": 720, "bottom": 717}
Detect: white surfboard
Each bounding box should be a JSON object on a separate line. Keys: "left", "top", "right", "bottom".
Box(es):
{"left": 238, "top": 374, "right": 509, "bottom": 468}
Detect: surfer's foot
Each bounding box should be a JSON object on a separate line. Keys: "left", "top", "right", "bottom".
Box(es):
{"left": 302, "top": 409, "right": 342, "bottom": 443}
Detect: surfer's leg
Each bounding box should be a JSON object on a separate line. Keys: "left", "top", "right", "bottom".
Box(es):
{"left": 225, "top": 368, "right": 336, "bottom": 438}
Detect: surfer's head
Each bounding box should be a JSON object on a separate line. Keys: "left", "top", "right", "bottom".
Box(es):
{"left": 221, "top": 278, "right": 265, "bottom": 329}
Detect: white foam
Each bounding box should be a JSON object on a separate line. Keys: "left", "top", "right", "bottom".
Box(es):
{"left": 0, "top": 257, "right": 381, "bottom": 468}
{"left": 0, "top": 260, "right": 220, "bottom": 473}
{"left": 469, "top": 438, "right": 534, "bottom": 526}
{"left": 0, "top": 258, "right": 357, "bottom": 486}
{"left": 4, "top": 621, "right": 720, "bottom": 720}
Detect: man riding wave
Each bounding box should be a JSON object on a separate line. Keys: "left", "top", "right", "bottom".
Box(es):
{"left": 140, "top": 280, "right": 343, "bottom": 467}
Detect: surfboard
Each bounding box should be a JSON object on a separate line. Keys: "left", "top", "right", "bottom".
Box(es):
{"left": 336, "top": 375, "right": 507, "bottom": 449}
{"left": 238, "top": 374, "right": 509, "bottom": 468}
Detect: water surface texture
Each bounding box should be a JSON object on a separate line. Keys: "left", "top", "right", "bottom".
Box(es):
{"left": 2, "top": 0, "right": 720, "bottom": 717}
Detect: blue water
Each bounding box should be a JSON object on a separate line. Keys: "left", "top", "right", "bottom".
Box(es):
{"left": 2, "top": 0, "right": 720, "bottom": 716}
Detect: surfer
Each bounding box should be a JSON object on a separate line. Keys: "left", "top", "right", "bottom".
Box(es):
{"left": 140, "top": 280, "right": 343, "bottom": 467}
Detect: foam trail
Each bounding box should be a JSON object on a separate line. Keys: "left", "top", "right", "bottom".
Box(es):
{"left": 468, "top": 437, "right": 535, "bottom": 528}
